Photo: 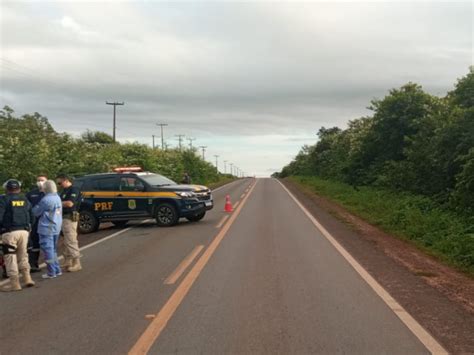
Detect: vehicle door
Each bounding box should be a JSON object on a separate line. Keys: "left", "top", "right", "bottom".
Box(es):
{"left": 118, "top": 176, "right": 149, "bottom": 217}
{"left": 86, "top": 176, "right": 120, "bottom": 218}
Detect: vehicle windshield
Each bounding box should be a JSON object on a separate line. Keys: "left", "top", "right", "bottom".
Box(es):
{"left": 140, "top": 173, "right": 177, "bottom": 186}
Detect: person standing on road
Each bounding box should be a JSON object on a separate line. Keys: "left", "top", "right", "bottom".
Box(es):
{"left": 56, "top": 174, "right": 82, "bottom": 272}
{"left": 32, "top": 180, "right": 62, "bottom": 279}
{"left": 0, "top": 179, "right": 35, "bottom": 291}
{"left": 181, "top": 172, "right": 191, "bottom": 184}
{"left": 26, "top": 174, "right": 47, "bottom": 272}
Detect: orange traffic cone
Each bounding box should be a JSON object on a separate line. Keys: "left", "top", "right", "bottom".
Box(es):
{"left": 224, "top": 195, "right": 233, "bottom": 212}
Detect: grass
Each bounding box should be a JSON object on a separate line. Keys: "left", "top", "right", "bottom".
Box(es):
{"left": 288, "top": 176, "right": 474, "bottom": 275}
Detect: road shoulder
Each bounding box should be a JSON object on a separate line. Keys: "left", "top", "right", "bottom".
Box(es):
{"left": 281, "top": 178, "right": 474, "bottom": 354}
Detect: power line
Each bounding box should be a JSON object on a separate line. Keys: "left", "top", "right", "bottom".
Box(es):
{"left": 0, "top": 57, "right": 60, "bottom": 87}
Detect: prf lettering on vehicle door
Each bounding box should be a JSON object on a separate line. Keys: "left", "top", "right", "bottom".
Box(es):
{"left": 94, "top": 202, "right": 113, "bottom": 211}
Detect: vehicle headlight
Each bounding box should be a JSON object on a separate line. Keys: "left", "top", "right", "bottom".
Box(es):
{"left": 177, "top": 191, "right": 195, "bottom": 198}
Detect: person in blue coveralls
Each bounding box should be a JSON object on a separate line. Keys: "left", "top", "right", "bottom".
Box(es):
{"left": 32, "top": 180, "right": 63, "bottom": 279}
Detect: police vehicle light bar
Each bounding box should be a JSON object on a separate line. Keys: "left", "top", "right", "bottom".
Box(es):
{"left": 113, "top": 166, "right": 143, "bottom": 173}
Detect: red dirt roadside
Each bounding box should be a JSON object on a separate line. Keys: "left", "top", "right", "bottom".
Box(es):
{"left": 282, "top": 178, "right": 474, "bottom": 354}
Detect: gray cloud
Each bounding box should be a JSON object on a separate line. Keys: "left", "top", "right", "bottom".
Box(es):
{"left": 1, "top": 1, "right": 472, "bottom": 176}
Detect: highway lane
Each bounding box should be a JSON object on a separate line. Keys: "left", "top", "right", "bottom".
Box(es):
{"left": 0, "top": 178, "right": 443, "bottom": 354}
{"left": 149, "top": 178, "right": 434, "bottom": 354}
{"left": 0, "top": 178, "right": 252, "bottom": 354}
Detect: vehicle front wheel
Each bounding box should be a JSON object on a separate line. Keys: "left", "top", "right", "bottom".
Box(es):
{"left": 155, "top": 203, "right": 179, "bottom": 227}
{"left": 79, "top": 211, "right": 100, "bottom": 234}
{"left": 186, "top": 211, "right": 206, "bottom": 222}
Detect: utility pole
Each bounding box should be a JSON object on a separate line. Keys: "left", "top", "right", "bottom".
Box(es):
{"left": 199, "top": 146, "right": 207, "bottom": 160}
{"left": 152, "top": 135, "right": 155, "bottom": 149}
{"left": 214, "top": 155, "right": 219, "bottom": 172}
{"left": 224, "top": 160, "right": 227, "bottom": 174}
{"left": 106, "top": 101, "right": 124, "bottom": 142}
{"left": 187, "top": 137, "right": 196, "bottom": 150}
{"left": 230, "top": 163, "right": 234, "bottom": 177}
{"left": 175, "top": 134, "right": 185, "bottom": 151}
{"left": 156, "top": 123, "right": 168, "bottom": 150}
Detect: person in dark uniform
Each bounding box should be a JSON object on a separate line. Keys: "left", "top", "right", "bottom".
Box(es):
{"left": 26, "top": 174, "right": 47, "bottom": 272}
{"left": 0, "top": 191, "right": 5, "bottom": 279}
{"left": 56, "top": 174, "right": 82, "bottom": 272}
{"left": 0, "top": 179, "right": 35, "bottom": 291}
{"left": 181, "top": 172, "right": 191, "bottom": 184}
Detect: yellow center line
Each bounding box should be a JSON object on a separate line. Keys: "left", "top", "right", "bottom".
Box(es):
{"left": 128, "top": 180, "right": 258, "bottom": 355}
{"left": 240, "top": 193, "right": 246, "bottom": 199}
{"left": 215, "top": 215, "right": 229, "bottom": 229}
{"left": 233, "top": 201, "right": 240, "bottom": 209}
{"left": 163, "top": 245, "right": 204, "bottom": 285}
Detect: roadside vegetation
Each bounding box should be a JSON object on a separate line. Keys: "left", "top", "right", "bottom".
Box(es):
{"left": 276, "top": 68, "right": 474, "bottom": 273}
{"left": 0, "top": 106, "right": 233, "bottom": 190}
{"left": 289, "top": 176, "right": 473, "bottom": 274}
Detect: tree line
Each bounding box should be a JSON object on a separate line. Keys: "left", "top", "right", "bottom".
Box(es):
{"left": 0, "top": 106, "right": 225, "bottom": 190}
{"left": 276, "top": 68, "right": 474, "bottom": 218}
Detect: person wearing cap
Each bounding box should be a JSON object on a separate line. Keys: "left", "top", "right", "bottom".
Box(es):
{"left": 56, "top": 174, "right": 82, "bottom": 272}
{"left": 26, "top": 174, "right": 47, "bottom": 272}
{"left": 0, "top": 179, "right": 35, "bottom": 291}
{"left": 32, "top": 180, "right": 62, "bottom": 279}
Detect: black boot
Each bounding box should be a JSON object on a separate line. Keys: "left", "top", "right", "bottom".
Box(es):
{"left": 29, "top": 251, "right": 41, "bottom": 273}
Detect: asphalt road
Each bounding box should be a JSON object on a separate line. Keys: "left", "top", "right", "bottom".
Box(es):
{"left": 0, "top": 178, "right": 442, "bottom": 354}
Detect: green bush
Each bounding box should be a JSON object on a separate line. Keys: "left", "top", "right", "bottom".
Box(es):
{"left": 0, "top": 106, "right": 231, "bottom": 191}
{"left": 279, "top": 68, "right": 474, "bottom": 218}
{"left": 290, "top": 176, "right": 474, "bottom": 274}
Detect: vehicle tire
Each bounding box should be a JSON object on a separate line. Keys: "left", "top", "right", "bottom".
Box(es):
{"left": 186, "top": 211, "right": 206, "bottom": 222}
{"left": 155, "top": 203, "right": 179, "bottom": 227}
{"left": 112, "top": 220, "right": 128, "bottom": 228}
{"left": 79, "top": 211, "right": 100, "bottom": 234}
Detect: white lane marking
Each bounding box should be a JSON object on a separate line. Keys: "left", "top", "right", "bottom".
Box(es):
{"left": 215, "top": 215, "right": 229, "bottom": 229}
{"left": 1, "top": 178, "right": 242, "bottom": 286}
{"left": 0, "top": 220, "right": 152, "bottom": 287}
{"left": 1, "top": 177, "right": 243, "bottom": 286}
{"left": 276, "top": 179, "right": 448, "bottom": 355}
{"left": 240, "top": 193, "right": 246, "bottom": 199}
{"left": 80, "top": 225, "right": 137, "bottom": 252}
{"left": 233, "top": 201, "right": 240, "bottom": 209}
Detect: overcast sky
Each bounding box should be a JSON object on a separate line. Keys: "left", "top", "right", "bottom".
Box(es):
{"left": 1, "top": 1, "right": 472, "bottom": 176}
